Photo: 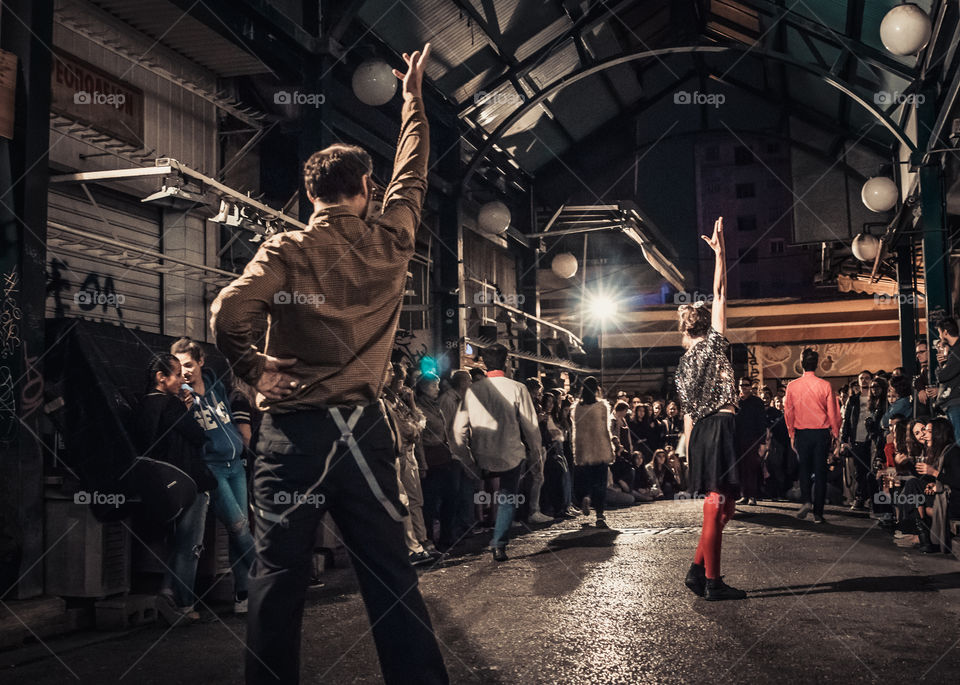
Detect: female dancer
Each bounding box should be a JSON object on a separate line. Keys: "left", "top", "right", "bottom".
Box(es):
{"left": 676, "top": 217, "right": 746, "bottom": 601}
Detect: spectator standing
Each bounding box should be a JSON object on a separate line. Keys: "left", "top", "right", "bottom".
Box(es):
{"left": 438, "top": 370, "right": 477, "bottom": 539}
{"left": 784, "top": 348, "right": 841, "bottom": 523}
{"left": 417, "top": 373, "right": 459, "bottom": 551}
{"left": 135, "top": 354, "right": 217, "bottom": 626}
{"left": 841, "top": 370, "right": 875, "bottom": 511}
{"left": 573, "top": 376, "right": 614, "bottom": 528}
{"left": 452, "top": 344, "right": 542, "bottom": 561}
{"left": 735, "top": 377, "right": 766, "bottom": 505}
{"left": 171, "top": 338, "right": 254, "bottom": 614}
{"left": 934, "top": 318, "right": 960, "bottom": 441}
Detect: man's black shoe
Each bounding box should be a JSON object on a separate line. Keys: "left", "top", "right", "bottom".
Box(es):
{"left": 595, "top": 517, "right": 609, "bottom": 529}
{"left": 705, "top": 576, "right": 747, "bottom": 601}
{"left": 491, "top": 547, "right": 508, "bottom": 562}
{"left": 813, "top": 515, "right": 826, "bottom": 524}
{"left": 684, "top": 562, "right": 706, "bottom": 597}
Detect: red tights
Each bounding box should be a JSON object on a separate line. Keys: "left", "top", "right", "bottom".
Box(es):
{"left": 693, "top": 491, "right": 736, "bottom": 579}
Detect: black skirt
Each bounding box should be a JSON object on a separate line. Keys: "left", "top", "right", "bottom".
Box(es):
{"left": 688, "top": 410, "right": 741, "bottom": 496}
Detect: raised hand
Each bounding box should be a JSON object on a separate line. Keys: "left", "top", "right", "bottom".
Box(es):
{"left": 701, "top": 216, "right": 724, "bottom": 255}
{"left": 392, "top": 43, "right": 432, "bottom": 100}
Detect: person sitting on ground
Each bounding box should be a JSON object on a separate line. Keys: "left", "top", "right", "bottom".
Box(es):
{"left": 914, "top": 417, "right": 960, "bottom": 552}
{"left": 646, "top": 449, "right": 681, "bottom": 500}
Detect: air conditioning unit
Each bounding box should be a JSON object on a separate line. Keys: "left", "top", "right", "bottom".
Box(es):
{"left": 44, "top": 495, "right": 130, "bottom": 598}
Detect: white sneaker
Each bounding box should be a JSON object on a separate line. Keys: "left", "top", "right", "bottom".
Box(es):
{"left": 234, "top": 597, "right": 248, "bottom": 614}
{"left": 528, "top": 511, "right": 553, "bottom": 524}
{"left": 796, "top": 503, "right": 813, "bottom": 520}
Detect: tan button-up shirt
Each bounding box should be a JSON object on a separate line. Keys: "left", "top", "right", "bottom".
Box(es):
{"left": 210, "top": 96, "right": 429, "bottom": 412}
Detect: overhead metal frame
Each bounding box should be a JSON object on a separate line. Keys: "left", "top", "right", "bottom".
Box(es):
{"left": 462, "top": 43, "right": 919, "bottom": 190}
{"left": 49, "top": 157, "right": 308, "bottom": 231}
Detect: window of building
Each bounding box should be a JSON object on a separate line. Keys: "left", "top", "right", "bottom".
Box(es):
{"left": 737, "top": 215, "right": 757, "bottom": 232}
{"left": 400, "top": 258, "right": 430, "bottom": 330}
{"left": 735, "top": 182, "right": 755, "bottom": 198}
{"left": 770, "top": 239, "right": 785, "bottom": 254}
{"left": 741, "top": 280, "right": 759, "bottom": 297}
{"left": 705, "top": 181, "right": 722, "bottom": 194}
{"left": 766, "top": 142, "right": 780, "bottom": 155}
{"left": 738, "top": 247, "right": 758, "bottom": 264}
{"left": 734, "top": 145, "right": 754, "bottom": 165}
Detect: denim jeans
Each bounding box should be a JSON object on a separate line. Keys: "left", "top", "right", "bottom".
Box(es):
{"left": 948, "top": 405, "right": 960, "bottom": 446}
{"left": 207, "top": 458, "right": 254, "bottom": 595}
{"left": 489, "top": 463, "right": 524, "bottom": 549}
{"left": 162, "top": 491, "right": 209, "bottom": 609}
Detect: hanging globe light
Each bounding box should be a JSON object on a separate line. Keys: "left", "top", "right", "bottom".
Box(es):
{"left": 852, "top": 233, "right": 881, "bottom": 262}
{"left": 861, "top": 177, "right": 899, "bottom": 212}
{"left": 880, "top": 4, "right": 932, "bottom": 56}
{"left": 551, "top": 253, "right": 579, "bottom": 279}
{"left": 352, "top": 59, "right": 398, "bottom": 106}
{"left": 478, "top": 200, "right": 511, "bottom": 235}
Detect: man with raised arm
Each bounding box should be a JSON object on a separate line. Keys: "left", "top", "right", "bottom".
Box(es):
{"left": 211, "top": 45, "right": 448, "bottom": 685}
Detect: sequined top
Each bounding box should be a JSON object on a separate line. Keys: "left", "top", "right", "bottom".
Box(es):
{"left": 675, "top": 327, "right": 738, "bottom": 424}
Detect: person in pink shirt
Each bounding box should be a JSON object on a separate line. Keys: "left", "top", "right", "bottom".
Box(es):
{"left": 784, "top": 349, "right": 842, "bottom": 523}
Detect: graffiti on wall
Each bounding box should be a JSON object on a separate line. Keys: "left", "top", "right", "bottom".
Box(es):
{"left": 47, "top": 259, "right": 125, "bottom": 321}
{"left": 1, "top": 267, "right": 22, "bottom": 360}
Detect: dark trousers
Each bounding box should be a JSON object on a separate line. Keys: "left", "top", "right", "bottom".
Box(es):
{"left": 850, "top": 441, "right": 872, "bottom": 502}
{"left": 422, "top": 460, "right": 459, "bottom": 547}
{"left": 795, "top": 428, "right": 830, "bottom": 517}
{"left": 736, "top": 443, "right": 763, "bottom": 499}
{"left": 247, "top": 406, "right": 448, "bottom": 685}
{"left": 583, "top": 463, "right": 608, "bottom": 517}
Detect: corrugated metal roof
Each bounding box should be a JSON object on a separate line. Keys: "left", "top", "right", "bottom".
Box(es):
{"left": 87, "top": 0, "right": 272, "bottom": 77}
{"left": 356, "top": 0, "right": 929, "bottom": 172}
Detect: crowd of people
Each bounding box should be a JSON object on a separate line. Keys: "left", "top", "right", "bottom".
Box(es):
{"left": 131, "top": 319, "right": 960, "bottom": 628}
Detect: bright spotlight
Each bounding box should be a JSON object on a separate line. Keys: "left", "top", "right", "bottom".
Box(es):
{"left": 588, "top": 294, "right": 619, "bottom": 323}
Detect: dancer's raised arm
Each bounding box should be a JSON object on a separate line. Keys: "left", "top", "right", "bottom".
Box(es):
{"left": 701, "top": 217, "right": 726, "bottom": 336}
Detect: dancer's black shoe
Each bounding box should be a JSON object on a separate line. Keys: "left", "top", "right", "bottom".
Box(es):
{"left": 705, "top": 576, "right": 746, "bottom": 601}
{"left": 684, "top": 562, "right": 706, "bottom": 597}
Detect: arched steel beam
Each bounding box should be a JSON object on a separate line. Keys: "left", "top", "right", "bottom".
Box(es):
{"left": 462, "top": 44, "right": 918, "bottom": 191}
